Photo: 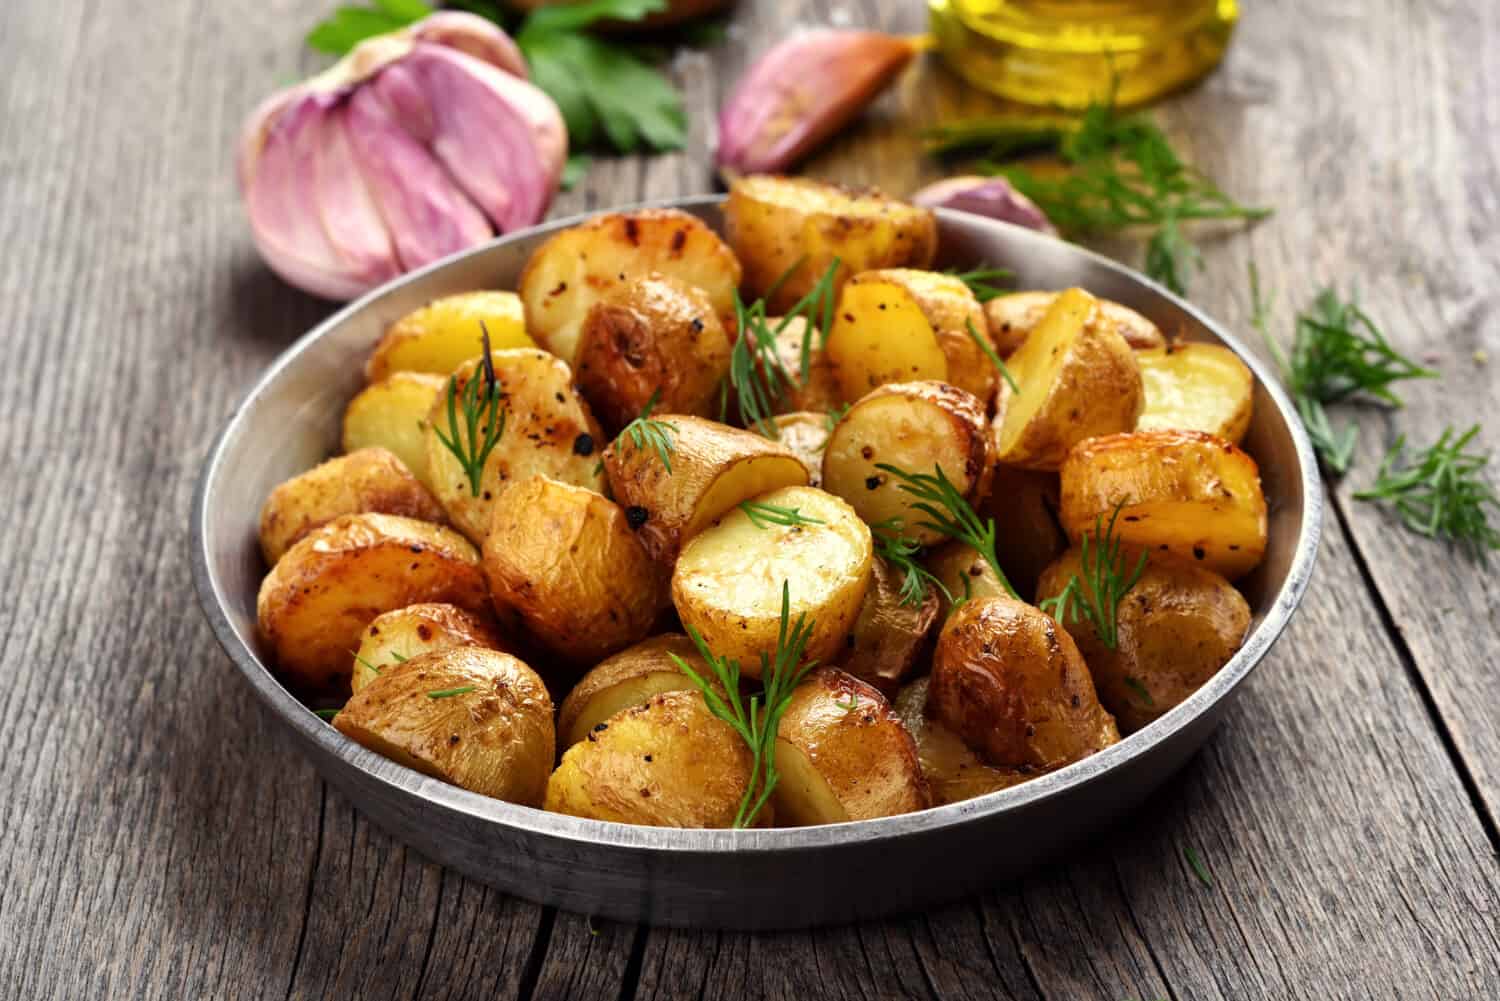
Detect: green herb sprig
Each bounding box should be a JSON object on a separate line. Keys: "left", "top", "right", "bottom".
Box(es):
{"left": 965, "top": 318, "right": 1019, "bottom": 394}
{"left": 670, "top": 583, "right": 818, "bottom": 828}
{"left": 616, "top": 390, "right": 678, "bottom": 472}
{"left": 432, "top": 323, "right": 506, "bottom": 497}
{"left": 724, "top": 259, "right": 841, "bottom": 435}
{"left": 870, "top": 518, "right": 951, "bottom": 608}
{"left": 1183, "top": 846, "right": 1214, "bottom": 888}
{"left": 1354, "top": 425, "right": 1500, "bottom": 563}
{"left": 1038, "top": 502, "right": 1147, "bottom": 650}
{"left": 427, "top": 685, "right": 477, "bottom": 700}
{"left": 315, "top": 708, "right": 341, "bottom": 721}
{"left": 873, "top": 464, "right": 1020, "bottom": 600}
{"left": 738, "top": 500, "right": 825, "bottom": 530}
{"left": 945, "top": 266, "right": 1014, "bottom": 303}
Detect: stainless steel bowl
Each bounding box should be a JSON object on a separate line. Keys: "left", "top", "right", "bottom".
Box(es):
{"left": 193, "top": 196, "right": 1321, "bottom": 929}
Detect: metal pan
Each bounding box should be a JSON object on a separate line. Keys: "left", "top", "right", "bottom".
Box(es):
{"left": 192, "top": 196, "right": 1321, "bottom": 930}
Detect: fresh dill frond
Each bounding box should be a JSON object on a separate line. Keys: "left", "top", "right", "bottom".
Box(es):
{"left": 1354, "top": 425, "right": 1500, "bottom": 563}
{"left": 1038, "top": 501, "right": 1147, "bottom": 650}
{"left": 426, "top": 686, "right": 476, "bottom": 700}
{"left": 873, "top": 464, "right": 1020, "bottom": 600}
{"left": 738, "top": 500, "right": 825, "bottom": 530}
{"left": 617, "top": 389, "right": 678, "bottom": 472}
{"left": 965, "top": 318, "right": 1019, "bottom": 394}
{"left": 1183, "top": 846, "right": 1214, "bottom": 888}
{"left": 431, "top": 322, "right": 507, "bottom": 496}
{"left": 870, "top": 518, "right": 951, "bottom": 608}
{"left": 1143, "top": 211, "right": 1201, "bottom": 296}
{"left": 945, "top": 265, "right": 1014, "bottom": 303}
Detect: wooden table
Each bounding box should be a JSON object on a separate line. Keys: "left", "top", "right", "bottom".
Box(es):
{"left": 4, "top": 0, "right": 1497, "bottom": 997}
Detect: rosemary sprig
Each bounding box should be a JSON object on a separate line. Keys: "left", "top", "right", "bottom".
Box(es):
{"left": 738, "top": 500, "right": 825, "bottom": 530}
{"left": 427, "top": 685, "right": 476, "bottom": 700}
{"left": 617, "top": 389, "right": 678, "bottom": 472}
{"left": 965, "top": 318, "right": 1019, "bottom": 394}
{"left": 873, "top": 464, "right": 1020, "bottom": 600}
{"left": 669, "top": 583, "right": 819, "bottom": 828}
{"left": 432, "top": 323, "right": 507, "bottom": 496}
{"left": 1038, "top": 502, "right": 1147, "bottom": 650}
{"left": 945, "top": 265, "right": 1014, "bottom": 303}
{"left": 1354, "top": 425, "right": 1500, "bottom": 563}
{"left": 870, "top": 518, "right": 952, "bottom": 607}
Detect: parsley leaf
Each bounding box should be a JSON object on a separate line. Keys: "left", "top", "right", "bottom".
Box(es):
{"left": 306, "top": 2, "right": 430, "bottom": 56}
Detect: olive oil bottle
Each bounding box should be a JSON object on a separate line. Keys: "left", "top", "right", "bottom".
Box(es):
{"left": 930, "top": 0, "right": 1239, "bottom": 109}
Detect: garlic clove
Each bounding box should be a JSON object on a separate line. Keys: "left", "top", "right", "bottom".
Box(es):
{"left": 345, "top": 85, "right": 494, "bottom": 272}
{"left": 716, "top": 29, "right": 916, "bottom": 175}
{"left": 910, "top": 175, "right": 1057, "bottom": 235}
{"left": 316, "top": 104, "right": 401, "bottom": 288}
{"left": 408, "top": 11, "right": 529, "bottom": 79}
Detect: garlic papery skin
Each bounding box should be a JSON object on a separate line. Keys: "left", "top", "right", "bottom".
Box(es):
{"left": 910, "top": 176, "right": 1057, "bottom": 236}
{"left": 716, "top": 30, "right": 916, "bottom": 176}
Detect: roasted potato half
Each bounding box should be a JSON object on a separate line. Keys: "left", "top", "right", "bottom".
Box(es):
{"left": 923, "top": 541, "right": 1010, "bottom": 621}
{"left": 1059, "top": 430, "right": 1268, "bottom": 580}
{"left": 768, "top": 410, "right": 831, "bottom": 488}
{"left": 673, "top": 485, "right": 873, "bottom": 671}
{"left": 342, "top": 372, "right": 445, "bottom": 491}
{"left": 519, "top": 208, "right": 741, "bottom": 365}
{"left": 258, "top": 447, "right": 445, "bottom": 566}
{"left": 1037, "top": 549, "right": 1250, "bottom": 732}
{"left": 334, "top": 647, "right": 554, "bottom": 805}
{"left": 604, "top": 414, "right": 809, "bottom": 564}
{"left": 929, "top": 596, "right": 1120, "bottom": 771}
{"left": 980, "top": 464, "right": 1067, "bottom": 602}
{"left": 574, "top": 274, "right": 733, "bottom": 432}
{"left": 993, "top": 287, "right": 1145, "bottom": 470}
{"left": 822, "top": 381, "right": 992, "bottom": 545}
{"left": 351, "top": 602, "right": 505, "bottom": 694}
{"left": 724, "top": 175, "right": 937, "bottom": 313}
{"left": 257, "top": 513, "right": 489, "bottom": 692}
{"left": 772, "top": 668, "right": 929, "bottom": 825}
{"left": 544, "top": 690, "right": 757, "bottom": 828}
{"left": 838, "top": 556, "right": 940, "bottom": 696}
{"left": 425, "top": 348, "right": 606, "bottom": 543}
{"left": 1136, "top": 342, "right": 1255, "bottom": 444}
{"left": 366, "top": 291, "right": 533, "bottom": 383}
{"left": 824, "top": 271, "right": 949, "bottom": 400}
{"left": 893, "top": 678, "right": 1029, "bottom": 805}
{"left": 555, "top": 634, "right": 710, "bottom": 749}
{"left": 985, "top": 290, "right": 1165, "bottom": 357}
{"left": 484, "top": 476, "right": 665, "bottom": 665}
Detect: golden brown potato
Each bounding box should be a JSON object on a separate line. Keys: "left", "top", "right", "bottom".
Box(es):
{"left": 765, "top": 316, "right": 843, "bottom": 415}
{"left": 484, "top": 476, "right": 665, "bottom": 665}
{"left": 823, "top": 271, "right": 948, "bottom": 400}
{"left": 574, "top": 273, "right": 733, "bottom": 433}
{"left": 1036, "top": 549, "right": 1251, "bottom": 733}
{"left": 257, "top": 514, "right": 489, "bottom": 692}
{"left": 341, "top": 372, "right": 446, "bottom": 491}
{"left": 893, "top": 677, "right": 1029, "bottom": 805}
{"left": 838, "top": 556, "right": 940, "bottom": 696}
{"left": 772, "top": 668, "right": 929, "bottom": 825}
{"left": 992, "top": 287, "right": 1145, "bottom": 471}
{"left": 929, "top": 596, "right": 1120, "bottom": 771}
{"left": 519, "top": 209, "right": 741, "bottom": 365}
{"left": 350, "top": 602, "right": 505, "bottom": 694}
{"left": 334, "top": 647, "right": 554, "bottom": 805}
{"left": 604, "top": 414, "right": 809, "bottom": 564}
{"left": 1059, "top": 430, "right": 1268, "bottom": 580}
{"left": 366, "top": 291, "right": 533, "bottom": 384}
{"left": 425, "top": 348, "right": 606, "bottom": 543}
{"left": 985, "top": 290, "right": 1165, "bottom": 357}
{"left": 544, "top": 690, "right": 757, "bottom": 828}
{"left": 979, "top": 464, "right": 1067, "bottom": 601}
{"left": 725, "top": 174, "right": 937, "bottom": 313}
{"left": 923, "top": 541, "right": 1010, "bottom": 620}
{"left": 555, "top": 634, "right": 710, "bottom": 749}
{"left": 258, "top": 448, "right": 445, "bottom": 566}
{"left": 822, "top": 381, "right": 992, "bottom": 545}
{"left": 768, "top": 410, "right": 831, "bottom": 488}
{"left": 673, "top": 485, "right": 873, "bottom": 671}
{"left": 1135, "top": 342, "right": 1254, "bottom": 444}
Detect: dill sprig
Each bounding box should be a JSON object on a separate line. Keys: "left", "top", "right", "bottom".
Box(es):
{"left": 432, "top": 323, "right": 507, "bottom": 496}
{"left": 965, "top": 318, "right": 1019, "bottom": 394}
{"left": 617, "top": 389, "right": 678, "bottom": 472}
{"left": 427, "top": 685, "right": 476, "bottom": 700}
{"left": 1143, "top": 211, "right": 1201, "bottom": 296}
{"left": 873, "top": 464, "right": 1020, "bottom": 600}
{"left": 669, "top": 583, "right": 819, "bottom": 828}
{"left": 1183, "top": 846, "right": 1214, "bottom": 889}
{"left": 871, "top": 518, "right": 951, "bottom": 608}
{"left": 738, "top": 500, "right": 825, "bottom": 530}
{"left": 945, "top": 265, "right": 1014, "bottom": 303}
{"left": 1038, "top": 501, "right": 1147, "bottom": 650}
{"left": 1354, "top": 425, "right": 1500, "bottom": 563}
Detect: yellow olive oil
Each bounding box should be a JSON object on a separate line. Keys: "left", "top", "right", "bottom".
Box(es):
{"left": 930, "top": 0, "right": 1238, "bottom": 109}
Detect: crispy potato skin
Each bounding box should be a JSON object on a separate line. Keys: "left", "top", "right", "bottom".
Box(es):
{"left": 838, "top": 556, "right": 940, "bottom": 696}
{"left": 993, "top": 287, "right": 1145, "bottom": 470}
{"left": 575, "top": 274, "right": 732, "bottom": 432}
{"left": 929, "top": 597, "right": 1120, "bottom": 771}
{"left": 351, "top": 602, "right": 505, "bottom": 694}
{"left": 342, "top": 372, "right": 446, "bottom": 491}
{"left": 544, "top": 690, "right": 755, "bottom": 828}
{"left": 923, "top": 541, "right": 1010, "bottom": 620}
{"left": 773, "top": 668, "right": 929, "bottom": 825}
{"left": 604, "top": 414, "right": 809, "bottom": 564}
{"left": 825, "top": 272, "right": 950, "bottom": 400}
{"left": 555, "top": 634, "right": 709, "bottom": 749}
{"left": 257, "top": 514, "right": 489, "bottom": 693}
{"left": 519, "top": 209, "right": 741, "bottom": 365}
{"left": 725, "top": 176, "right": 937, "bottom": 314}
{"left": 484, "top": 476, "right": 665, "bottom": 665}
{"left": 822, "top": 381, "right": 993, "bottom": 545}
{"left": 425, "top": 348, "right": 606, "bottom": 543}
{"left": 871, "top": 269, "right": 996, "bottom": 403}
{"left": 1136, "top": 343, "right": 1254, "bottom": 444}
{"left": 672, "top": 485, "right": 873, "bottom": 670}
{"left": 258, "top": 448, "right": 446, "bottom": 566}
{"left": 335, "top": 647, "right": 554, "bottom": 805}
{"left": 893, "top": 678, "right": 1031, "bottom": 804}
{"left": 768, "top": 411, "right": 830, "bottom": 488}
{"left": 979, "top": 464, "right": 1067, "bottom": 602}
{"left": 985, "top": 291, "right": 1165, "bottom": 357}
{"left": 1059, "top": 430, "right": 1268, "bottom": 579}
{"left": 1036, "top": 549, "right": 1250, "bottom": 732}
{"left": 366, "top": 291, "right": 533, "bottom": 383}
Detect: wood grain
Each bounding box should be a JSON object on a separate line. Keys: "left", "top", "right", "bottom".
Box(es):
{"left": 1, "top": 0, "right": 1498, "bottom": 998}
